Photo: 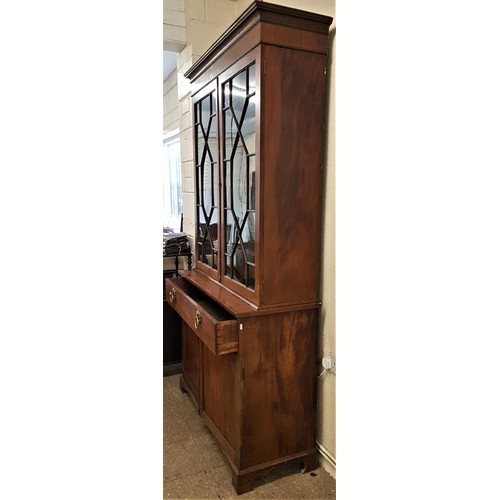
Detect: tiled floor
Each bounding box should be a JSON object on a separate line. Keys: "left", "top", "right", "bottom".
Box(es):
{"left": 164, "top": 374, "right": 336, "bottom": 499}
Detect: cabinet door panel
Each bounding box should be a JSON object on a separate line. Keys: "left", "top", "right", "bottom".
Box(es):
{"left": 182, "top": 322, "right": 200, "bottom": 405}
{"left": 202, "top": 345, "right": 240, "bottom": 463}
{"left": 258, "top": 45, "right": 326, "bottom": 307}
{"left": 220, "top": 53, "right": 259, "bottom": 300}
{"left": 193, "top": 82, "right": 219, "bottom": 279}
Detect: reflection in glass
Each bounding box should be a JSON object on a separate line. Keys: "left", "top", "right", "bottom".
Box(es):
{"left": 249, "top": 64, "right": 256, "bottom": 94}
{"left": 222, "top": 62, "right": 256, "bottom": 288}
{"left": 249, "top": 156, "right": 256, "bottom": 210}
{"left": 195, "top": 91, "right": 218, "bottom": 270}
{"left": 232, "top": 70, "right": 247, "bottom": 124}
{"left": 243, "top": 95, "right": 256, "bottom": 155}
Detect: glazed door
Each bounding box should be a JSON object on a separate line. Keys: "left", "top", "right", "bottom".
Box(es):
{"left": 193, "top": 80, "right": 220, "bottom": 281}
{"left": 219, "top": 48, "right": 261, "bottom": 305}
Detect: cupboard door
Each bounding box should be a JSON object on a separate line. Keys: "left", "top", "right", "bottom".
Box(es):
{"left": 202, "top": 344, "right": 240, "bottom": 463}
{"left": 193, "top": 81, "right": 220, "bottom": 281}
{"left": 182, "top": 321, "right": 201, "bottom": 406}
{"left": 219, "top": 49, "right": 261, "bottom": 304}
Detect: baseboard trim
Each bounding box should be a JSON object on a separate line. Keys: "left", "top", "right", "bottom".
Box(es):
{"left": 316, "top": 440, "right": 336, "bottom": 479}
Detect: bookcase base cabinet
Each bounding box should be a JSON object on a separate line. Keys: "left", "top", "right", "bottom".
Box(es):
{"left": 176, "top": 304, "right": 319, "bottom": 495}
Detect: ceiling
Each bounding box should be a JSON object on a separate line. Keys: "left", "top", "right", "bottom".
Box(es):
{"left": 163, "top": 51, "right": 177, "bottom": 81}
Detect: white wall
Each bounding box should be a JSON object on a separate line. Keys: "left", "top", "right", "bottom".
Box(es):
{"left": 318, "top": 9, "right": 336, "bottom": 477}
{"left": 185, "top": 0, "right": 237, "bottom": 59}
{"left": 163, "top": 0, "right": 186, "bottom": 51}
{"left": 163, "top": 70, "right": 180, "bottom": 135}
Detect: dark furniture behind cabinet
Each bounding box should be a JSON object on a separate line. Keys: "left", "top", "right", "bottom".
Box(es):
{"left": 165, "top": 2, "right": 332, "bottom": 494}
{"left": 163, "top": 270, "right": 182, "bottom": 368}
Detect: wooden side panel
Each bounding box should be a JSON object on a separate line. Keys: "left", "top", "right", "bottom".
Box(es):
{"left": 240, "top": 309, "right": 318, "bottom": 468}
{"left": 202, "top": 346, "right": 242, "bottom": 466}
{"left": 260, "top": 45, "right": 327, "bottom": 307}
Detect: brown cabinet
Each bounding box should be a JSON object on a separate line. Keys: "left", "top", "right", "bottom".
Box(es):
{"left": 165, "top": 2, "right": 332, "bottom": 494}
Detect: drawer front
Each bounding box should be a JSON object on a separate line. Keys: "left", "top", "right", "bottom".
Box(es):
{"left": 165, "top": 278, "right": 239, "bottom": 355}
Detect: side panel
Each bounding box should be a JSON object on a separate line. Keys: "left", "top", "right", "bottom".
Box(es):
{"left": 240, "top": 309, "right": 318, "bottom": 468}
{"left": 260, "top": 45, "right": 328, "bottom": 307}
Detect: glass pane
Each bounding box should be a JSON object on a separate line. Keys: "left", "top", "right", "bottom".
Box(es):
{"left": 211, "top": 250, "right": 218, "bottom": 270}
{"left": 195, "top": 90, "right": 218, "bottom": 271}
{"left": 203, "top": 157, "right": 212, "bottom": 215}
{"left": 225, "top": 109, "right": 237, "bottom": 161}
{"left": 225, "top": 209, "right": 234, "bottom": 275}
{"left": 226, "top": 253, "right": 233, "bottom": 279}
{"left": 248, "top": 63, "right": 256, "bottom": 94}
{"left": 248, "top": 264, "right": 255, "bottom": 287}
{"left": 222, "top": 64, "right": 257, "bottom": 289}
{"left": 232, "top": 70, "right": 246, "bottom": 124}
{"left": 196, "top": 124, "right": 204, "bottom": 166}
{"left": 201, "top": 96, "right": 211, "bottom": 133}
{"left": 197, "top": 192, "right": 203, "bottom": 260}
{"left": 223, "top": 160, "right": 230, "bottom": 208}
{"left": 249, "top": 156, "right": 256, "bottom": 210}
{"left": 233, "top": 246, "right": 245, "bottom": 284}
{"left": 196, "top": 165, "right": 202, "bottom": 206}
{"left": 223, "top": 82, "right": 230, "bottom": 108}
{"left": 242, "top": 94, "right": 256, "bottom": 155}
{"left": 213, "top": 160, "right": 218, "bottom": 208}
{"left": 242, "top": 211, "right": 255, "bottom": 261}
{"left": 232, "top": 147, "right": 245, "bottom": 222}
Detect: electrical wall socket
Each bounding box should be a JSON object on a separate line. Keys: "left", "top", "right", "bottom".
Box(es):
{"left": 322, "top": 355, "right": 336, "bottom": 375}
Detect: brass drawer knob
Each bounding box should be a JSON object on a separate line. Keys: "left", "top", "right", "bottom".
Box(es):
{"left": 194, "top": 310, "right": 202, "bottom": 330}
{"left": 169, "top": 287, "right": 176, "bottom": 304}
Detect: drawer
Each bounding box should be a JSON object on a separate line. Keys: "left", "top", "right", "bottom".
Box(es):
{"left": 165, "top": 277, "right": 239, "bottom": 355}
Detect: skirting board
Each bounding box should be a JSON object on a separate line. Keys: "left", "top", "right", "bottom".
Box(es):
{"left": 317, "top": 441, "right": 336, "bottom": 479}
